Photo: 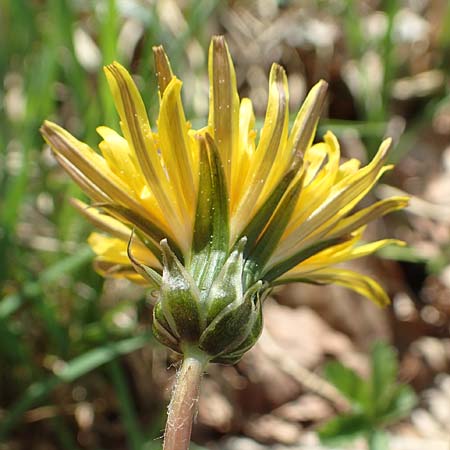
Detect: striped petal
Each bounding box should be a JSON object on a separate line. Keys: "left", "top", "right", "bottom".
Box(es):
{"left": 158, "top": 77, "right": 197, "bottom": 227}
{"left": 208, "top": 36, "right": 240, "bottom": 183}
{"left": 271, "top": 136, "right": 392, "bottom": 265}
{"left": 153, "top": 45, "right": 174, "bottom": 96}
{"left": 71, "top": 198, "right": 132, "bottom": 241}
{"left": 325, "top": 196, "right": 409, "bottom": 239}
{"left": 230, "top": 98, "right": 256, "bottom": 213}
{"left": 104, "top": 62, "right": 187, "bottom": 252}
{"left": 41, "top": 121, "right": 150, "bottom": 216}
{"left": 232, "top": 64, "right": 289, "bottom": 240}
{"left": 290, "top": 269, "right": 391, "bottom": 307}
{"left": 284, "top": 236, "right": 405, "bottom": 275}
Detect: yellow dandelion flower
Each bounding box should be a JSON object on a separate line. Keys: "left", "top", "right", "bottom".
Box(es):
{"left": 41, "top": 36, "right": 407, "bottom": 363}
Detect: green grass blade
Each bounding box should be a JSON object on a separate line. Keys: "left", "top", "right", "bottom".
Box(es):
{"left": 0, "top": 333, "right": 153, "bottom": 439}
{"left": 108, "top": 360, "right": 146, "bottom": 450}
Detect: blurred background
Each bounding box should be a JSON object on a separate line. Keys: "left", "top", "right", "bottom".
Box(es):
{"left": 1, "top": 0, "right": 450, "bottom": 449}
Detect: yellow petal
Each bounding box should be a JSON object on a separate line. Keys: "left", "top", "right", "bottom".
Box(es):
{"left": 208, "top": 36, "right": 240, "bottom": 183}
{"left": 230, "top": 98, "right": 256, "bottom": 213}
{"left": 104, "top": 63, "right": 185, "bottom": 249}
{"left": 302, "top": 268, "right": 391, "bottom": 306}
{"left": 325, "top": 196, "right": 409, "bottom": 238}
{"left": 274, "top": 136, "right": 392, "bottom": 262}
{"left": 71, "top": 198, "right": 132, "bottom": 241}
{"left": 335, "top": 158, "right": 361, "bottom": 181}
{"left": 283, "top": 79, "right": 328, "bottom": 173}
{"left": 286, "top": 235, "right": 404, "bottom": 275}
{"left": 153, "top": 45, "right": 174, "bottom": 96}
{"left": 71, "top": 199, "right": 165, "bottom": 265}
{"left": 88, "top": 232, "right": 130, "bottom": 265}
{"left": 158, "top": 77, "right": 197, "bottom": 225}
{"left": 280, "top": 132, "right": 341, "bottom": 241}
{"left": 302, "top": 142, "right": 329, "bottom": 186}
{"left": 41, "top": 121, "right": 146, "bottom": 213}
{"left": 52, "top": 152, "right": 109, "bottom": 203}
{"left": 232, "top": 64, "right": 289, "bottom": 238}
{"left": 96, "top": 126, "right": 145, "bottom": 196}
{"left": 93, "top": 259, "right": 149, "bottom": 284}
{"left": 88, "top": 232, "right": 159, "bottom": 268}
{"left": 254, "top": 64, "right": 290, "bottom": 200}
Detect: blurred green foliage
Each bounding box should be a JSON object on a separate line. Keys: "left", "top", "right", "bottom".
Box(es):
{"left": 319, "top": 342, "right": 417, "bottom": 450}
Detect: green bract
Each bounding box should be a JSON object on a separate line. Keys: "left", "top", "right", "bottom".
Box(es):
{"left": 151, "top": 237, "right": 266, "bottom": 364}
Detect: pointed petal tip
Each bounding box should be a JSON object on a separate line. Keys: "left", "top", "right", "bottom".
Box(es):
{"left": 313, "top": 79, "right": 328, "bottom": 102}
{"left": 103, "top": 62, "right": 115, "bottom": 72}
{"left": 153, "top": 44, "right": 174, "bottom": 95}
{"left": 152, "top": 44, "right": 165, "bottom": 53}
{"left": 40, "top": 121, "right": 67, "bottom": 145}
{"left": 103, "top": 61, "right": 126, "bottom": 76}
{"left": 212, "top": 35, "right": 226, "bottom": 47}
{"left": 210, "top": 35, "right": 232, "bottom": 60}
{"left": 382, "top": 136, "right": 393, "bottom": 149}
{"left": 376, "top": 137, "right": 393, "bottom": 160}
{"left": 270, "top": 63, "right": 287, "bottom": 85}
{"left": 315, "top": 79, "right": 328, "bottom": 90}
{"left": 40, "top": 120, "right": 57, "bottom": 135}
{"left": 159, "top": 239, "right": 173, "bottom": 266}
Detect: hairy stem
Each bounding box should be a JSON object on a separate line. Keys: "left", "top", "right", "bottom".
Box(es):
{"left": 163, "top": 350, "right": 208, "bottom": 450}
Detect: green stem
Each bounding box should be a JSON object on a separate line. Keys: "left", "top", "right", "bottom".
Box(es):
{"left": 163, "top": 350, "right": 208, "bottom": 450}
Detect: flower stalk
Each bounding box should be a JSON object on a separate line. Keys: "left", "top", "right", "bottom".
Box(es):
{"left": 163, "top": 350, "right": 209, "bottom": 450}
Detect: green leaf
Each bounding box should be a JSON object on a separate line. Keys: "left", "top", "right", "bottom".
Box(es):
{"left": 0, "top": 294, "right": 23, "bottom": 319}
{"left": 318, "top": 413, "right": 372, "bottom": 446}
{"left": 323, "top": 361, "right": 370, "bottom": 410}
{"left": 376, "top": 244, "right": 427, "bottom": 263}
{"left": 379, "top": 384, "right": 417, "bottom": 423}
{"left": 190, "top": 133, "right": 229, "bottom": 293}
{"left": 371, "top": 342, "right": 398, "bottom": 412}
{"left": 38, "top": 245, "right": 94, "bottom": 284}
